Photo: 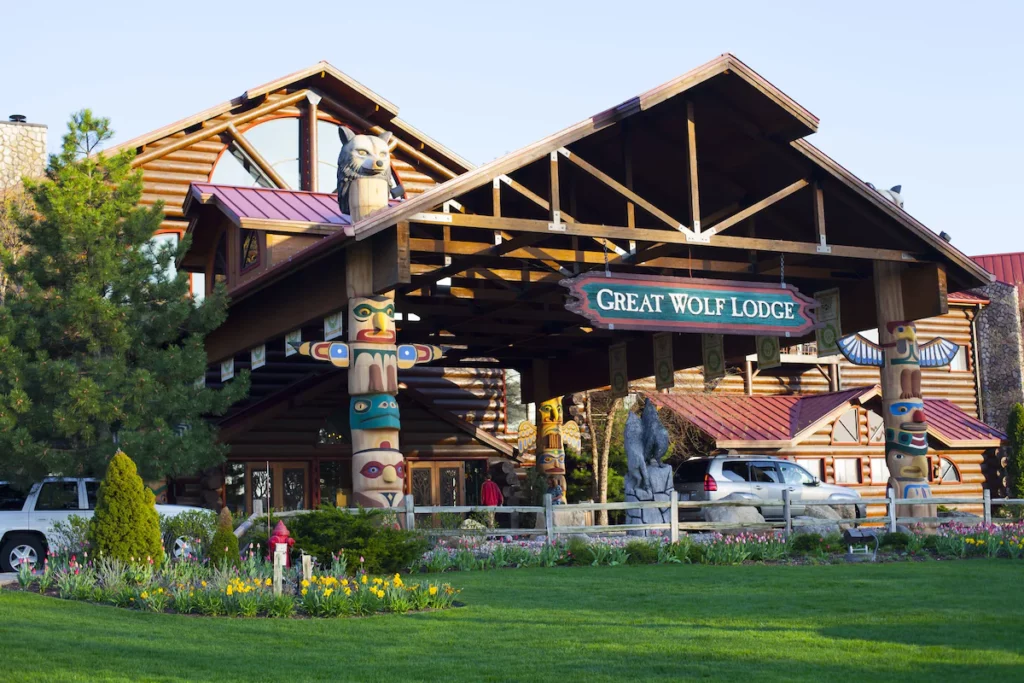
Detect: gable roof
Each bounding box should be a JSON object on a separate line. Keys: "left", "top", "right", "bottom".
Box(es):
{"left": 648, "top": 388, "right": 1004, "bottom": 449}
{"left": 220, "top": 53, "right": 992, "bottom": 297}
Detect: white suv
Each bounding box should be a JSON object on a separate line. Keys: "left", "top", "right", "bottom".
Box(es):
{"left": 0, "top": 477, "right": 204, "bottom": 571}
{"left": 675, "top": 456, "right": 866, "bottom": 520}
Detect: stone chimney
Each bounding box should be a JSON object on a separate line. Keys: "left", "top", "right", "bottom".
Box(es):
{"left": 0, "top": 115, "right": 47, "bottom": 191}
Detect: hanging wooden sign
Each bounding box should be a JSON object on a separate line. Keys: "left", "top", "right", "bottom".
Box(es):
{"left": 285, "top": 329, "right": 302, "bottom": 357}
{"left": 702, "top": 334, "right": 725, "bottom": 380}
{"left": 814, "top": 288, "right": 841, "bottom": 356}
{"left": 608, "top": 342, "right": 629, "bottom": 398}
{"left": 251, "top": 344, "right": 266, "bottom": 370}
{"left": 652, "top": 332, "right": 675, "bottom": 390}
{"left": 562, "top": 273, "right": 819, "bottom": 337}
{"left": 756, "top": 336, "right": 781, "bottom": 370}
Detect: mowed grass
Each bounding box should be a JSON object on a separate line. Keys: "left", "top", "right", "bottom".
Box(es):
{"left": 1, "top": 561, "right": 1023, "bottom": 682}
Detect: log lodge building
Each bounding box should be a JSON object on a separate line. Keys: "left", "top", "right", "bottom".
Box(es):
{"left": 11, "top": 55, "right": 1019, "bottom": 516}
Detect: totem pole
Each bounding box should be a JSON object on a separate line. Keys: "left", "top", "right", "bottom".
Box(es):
{"left": 291, "top": 129, "right": 441, "bottom": 508}
{"left": 517, "top": 397, "right": 581, "bottom": 503}
{"left": 838, "top": 320, "right": 958, "bottom": 522}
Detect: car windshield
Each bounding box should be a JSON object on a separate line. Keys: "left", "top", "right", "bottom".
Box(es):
{"left": 780, "top": 462, "right": 815, "bottom": 485}
{"left": 676, "top": 460, "right": 708, "bottom": 483}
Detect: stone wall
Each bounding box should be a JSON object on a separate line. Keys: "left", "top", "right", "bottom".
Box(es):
{"left": 973, "top": 281, "right": 1024, "bottom": 432}
{"left": 0, "top": 120, "right": 47, "bottom": 191}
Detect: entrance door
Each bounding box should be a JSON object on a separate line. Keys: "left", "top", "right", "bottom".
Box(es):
{"left": 409, "top": 461, "right": 465, "bottom": 506}
{"left": 245, "top": 462, "right": 310, "bottom": 514}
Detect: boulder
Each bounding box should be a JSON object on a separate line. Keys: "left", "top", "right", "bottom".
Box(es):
{"left": 799, "top": 504, "right": 851, "bottom": 531}
{"left": 791, "top": 518, "right": 842, "bottom": 535}
{"left": 534, "top": 507, "right": 591, "bottom": 532}
{"left": 703, "top": 493, "right": 766, "bottom": 531}
{"left": 829, "top": 504, "right": 857, "bottom": 520}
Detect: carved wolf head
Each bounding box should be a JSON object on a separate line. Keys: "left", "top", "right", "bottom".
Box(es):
{"left": 336, "top": 127, "right": 404, "bottom": 214}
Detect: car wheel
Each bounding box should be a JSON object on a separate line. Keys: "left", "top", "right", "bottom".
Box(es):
{"left": 166, "top": 535, "right": 194, "bottom": 561}
{"left": 1, "top": 535, "right": 45, "bottom": 573}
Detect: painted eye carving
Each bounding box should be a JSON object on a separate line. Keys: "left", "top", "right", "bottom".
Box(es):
{"left": 394, "top": 463, "right": 406, "bottom": 479}
{"left": 390, "top": 401, "right": 398, "bottom": 409}
{"left": 385, "top": 305, "right": 395, "bottom": 316}
{"left": 357, "top": 149, "right": 368, "bottom": 155}
{"left": 354, "top": 305, "right": 372, "bottom": 318}
{"left": 360, "top": 462, "right": 384, "bottom": 478}
{"left": 354, "top": 400, "right": 369, "bottom": 412}
{"left": 378, "top": 400, "right": 390, "bottom": 409}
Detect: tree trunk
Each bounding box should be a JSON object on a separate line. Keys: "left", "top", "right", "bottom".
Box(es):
{"left": 586, "top": 391, "right": 599, "bottom": 501}
{"left": 598, "top": 397, "right": 622, "bottom": 525}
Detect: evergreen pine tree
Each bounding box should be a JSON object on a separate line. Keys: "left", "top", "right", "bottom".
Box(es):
{"left": 208, "top": 507, "right": 239, "bottom": 568}
{"left": 1007, "top": 403, "right": 1024, "bottom": 499}
{"left": 89, "top": 450, "right": 163, "bottom": 564}
{"left": 0, "top": 110, "right": 248, "bottom": 484}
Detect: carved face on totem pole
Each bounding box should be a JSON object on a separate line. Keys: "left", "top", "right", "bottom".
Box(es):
{"left": 350, "top": 345, "right": 399, "bottom": 395}
{"left": 537, "top": 398, "right": 566, "bottom": 475}
{"left": 352, "top": 449, "right": 405, "bottom": 508}
{"left": 349, "top": 297, "right": 397, "bottom": 344}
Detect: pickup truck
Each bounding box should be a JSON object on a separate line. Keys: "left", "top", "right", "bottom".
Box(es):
{"left": 0, "top": 477, "right": 204, "bottom": 571}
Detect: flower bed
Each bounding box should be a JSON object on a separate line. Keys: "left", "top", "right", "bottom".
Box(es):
{"left": 411, "top": 521, "right": 1024, "bottom": 572}
{"left": 7, "top": 549, "right": 461, "bottom": 618}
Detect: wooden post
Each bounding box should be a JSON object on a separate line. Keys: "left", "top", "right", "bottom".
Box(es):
{"left": 301, "top": 554, "right": 312, "bottom": 583}
{"left": 404, "top": 492, "right": 415, "bottom": 530}
{"left": 549, "top": 152, "right": 561, "bottom": 226}
{"left": 686, "top": 101, "right": 701, "bottom": 233}
{"left": 984, "top": 489, "right": 992, "bottom": 525}
{"left": 273, "top": 543, "right": 286, "bottom": 596}
{"left": 874, "top": 260, "right": 937, "bottom": 526}
{"left": 783, "top": 488, "right": 792, "bottom": 538}
{"left": 887, "top": 487, "right": 898, "bottom": 533}
{"left": 670, "top": 489, "right": 680, "bottom": 544}
{"left": 544, "top": 493, "right": 554, "bottom": 544}
{"left": 304, "top": 93, "right": 320, "bottom": 192}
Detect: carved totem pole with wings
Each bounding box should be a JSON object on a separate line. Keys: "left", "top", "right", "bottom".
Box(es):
{"left": 837, "top": 321, "right": 959, "bottom": 522}
{"left": 517, "top": 397, "right": 581, "bottom": 503}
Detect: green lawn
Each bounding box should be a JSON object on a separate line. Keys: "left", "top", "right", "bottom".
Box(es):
{"left": 2, "top": 561, "right": 1022, "bottom": 682}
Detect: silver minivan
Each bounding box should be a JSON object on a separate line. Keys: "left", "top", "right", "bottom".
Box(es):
{"left": 675, "top": 455, "right": 865, "bottom": 520}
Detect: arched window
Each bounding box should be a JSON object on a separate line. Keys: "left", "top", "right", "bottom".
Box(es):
{"left": 938, "top": 458, "right": 961, "bottom": 483}
{"left": 866, "top": 410, "right": 885, "bottom": 444}
{"left": 831, "top": 408, "right": 860, "bottom": 444}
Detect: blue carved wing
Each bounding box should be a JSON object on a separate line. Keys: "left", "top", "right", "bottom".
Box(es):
{"left": 837, "top": 334, "right": 884, "bottom": 367}
{"left": 918, "top": 337, "right": 959, "bottom": 367}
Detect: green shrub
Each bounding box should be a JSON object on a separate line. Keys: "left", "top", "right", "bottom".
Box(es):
{"left": 50, "top": 514, "right": 91, "bottom": 556}
{"left": 208, "top": 508, "right": 240, "bottom": 569}
{"left": 880, "top": 532, "right": 912, "bottom": 551}
{"left": 624, "top": 540, "right": 660, "bottom": 565}
{"left": 88, "top": 451, "right": 163, "bottom": 565}
{"left": 565, "top": 537, "right": 592, "bottom": 566}
{"left": 788, "top": 532, "right": 844, "bottom": 555}
{"left": 287, "top": 506, "right": 429, "bottom": 574}
{"left": 1008, "top": 404, "right": 1024, "bottom": 500}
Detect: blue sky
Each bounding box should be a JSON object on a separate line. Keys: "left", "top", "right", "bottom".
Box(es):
{"left": 3, "top": 0, "right": 1021, "bottom": 255}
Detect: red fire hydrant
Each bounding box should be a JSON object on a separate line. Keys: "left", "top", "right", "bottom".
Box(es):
{"left": 266, "top": 521, "right": 295, "bottom": 567}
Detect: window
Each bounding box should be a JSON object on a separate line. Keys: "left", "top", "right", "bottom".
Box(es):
{"left": 146, "top": 232, "right": 179, "bottom": 283}
{"left": 720, "top": 461, "right": 750, "bottom": 482}
{"left": 85, "top": 481, "right": 99, "bottom": 509}
{"left": 319, "top": 460, "right": 352, "bottom": 507}
{"left": 867, "top": 411, "right": 885, "bottom": 444}
{"left": 240, "top": 229, "right": 260, "bottom": 271}
{"left": 831, "top": 408, "right": 860, "bottom": 444}
{"left": 35, "top": 481, "right": 80, "bottom": 511}
{"left": 749, "top": 462, "right": 780, "bottom": 484}
{"left": 224, "top": 462, "right": 246, "bottom": 514}
{"left": 949, "top": 345, "right": 969, "bottom": 372}
{"left": 833, "top": 458, "right": 861, "bottom": 484}
{"left": 870, "top": 457, "right": 890, "bottom": 484}
{"left": 939, "top": 458, "right": 961, "bottom": 483}
{"left": 0, "top": 484, "right": 27, "bottom": 511}
{"left": 211, "top": 118, "right": 301, "bottom": 190}
{"left": 780, "top": 462, "right": 816, "bottom": 486}
{"left": 797, "top": 459, "right": 824, "bottom": 480}
{"left": 676, "top": 459, "right": 709, "bottom": 484}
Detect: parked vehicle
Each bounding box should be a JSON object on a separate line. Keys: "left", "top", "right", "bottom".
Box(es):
{"left": 675, "top": 455, "right": 866, "bottom": 520}
{"left": 0, "top": 477, "right": 205, "bottom": 571}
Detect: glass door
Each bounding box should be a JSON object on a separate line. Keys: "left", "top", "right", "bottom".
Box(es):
{"left": 245, "top": 462, "right": 310, "bottom": 514}
{"left": 409, "top": 462, "right": 465, "bottom": 506}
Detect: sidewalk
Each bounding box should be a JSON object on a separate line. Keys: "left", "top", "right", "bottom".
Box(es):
{"left": 0, "top": 572, "right": 16, "bottom": 586}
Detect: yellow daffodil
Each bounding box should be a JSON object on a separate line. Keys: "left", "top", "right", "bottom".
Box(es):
{"left": 301, "top": 588, "right": 308, "bottom": 596}
{"left": 344, "top": 588, "right": 352, "bottom": 596}
{"left": 140, "top": 592, "right": 149, "bottom": 600}
{"left": 301, "top": 579, "right": 310, "bottom": 588}
{"left": 226, "top": 587, "right": 233, "bottom": 596}
{"left": 324, "top": 589, "right": 333, "bottom": 597}
{"left": 429, "top": 585, "right": 438, "bottom": 596}
{"left": 361, "top": 575, "right": 368, "bottom": 584}
{"left": 201, "top": 581, "right": 207, "bottom": 587}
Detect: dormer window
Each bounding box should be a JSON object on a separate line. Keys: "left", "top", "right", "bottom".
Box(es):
{"left": 240, "top": 229, "right": 260, "bottom": 272}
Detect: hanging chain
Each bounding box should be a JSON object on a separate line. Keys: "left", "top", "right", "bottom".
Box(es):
{"left": 780, "top": 253, "right": 785, "bottom": 286}
{"left": 603, "top": 239, "right": 610, "bottom": 277}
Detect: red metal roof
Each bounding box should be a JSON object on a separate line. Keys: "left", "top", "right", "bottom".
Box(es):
{"left": 647, "top": 387, "right": 876, "bottom": 446}
{"left": 973, "top": 252, "right": 1024, "bottom": 303}
{"left": 947, "top": 290, "right": 990, "bottom": 304}
{"left": 923, "top": 398, "right": 1006, "bottom": 446}
{"left": 648, "top": 388, "right": 1004, "bottom": 448}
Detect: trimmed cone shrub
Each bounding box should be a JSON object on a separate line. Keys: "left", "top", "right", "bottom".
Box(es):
{"left": 1007, "top": 403, "right": 1024, "bottom": 500}
{"left": 208, "top": 507, "right": 240, "bottom": 568}
{"left": 89, "top": 451, "right": 163, "bottom": 565}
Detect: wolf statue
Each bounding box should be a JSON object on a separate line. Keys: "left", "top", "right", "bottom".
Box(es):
{"left": 336, "top": 127, "right": 405, "bottom": 215}
{"left": 624, "top": 400, "right": 674, "bottom": 536}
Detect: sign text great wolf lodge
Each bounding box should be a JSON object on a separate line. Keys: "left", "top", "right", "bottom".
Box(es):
{"left": 561, "top": 273, "right": 820, "bottom": 337}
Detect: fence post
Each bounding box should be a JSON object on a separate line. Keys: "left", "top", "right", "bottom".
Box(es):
{"left": 887, "top": 487, "right": 897, "bottom": 533}
{"left": 670, "top": 489, "right": 680, "bottom": 544}
{"left": 272, "top": 543, "right": 286, "bottom": 597}
{"left": 783, "top": 489, "right": 792, "bottom": 538}
{"left": 984, "top": 489, "right": 992, "bottom": 525}
{"left": 301, "top": 554, "right": 312, "bottom": 583}
{"left": 544, "top": 493, "right": 554, "bottom": 544}
{"left": 404, "top": 493, "right": 415, "bottom": 531}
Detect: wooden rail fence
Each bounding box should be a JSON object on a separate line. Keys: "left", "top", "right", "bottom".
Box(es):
{"left": 235, "top": 490, "right": 1024, "bottom": 545}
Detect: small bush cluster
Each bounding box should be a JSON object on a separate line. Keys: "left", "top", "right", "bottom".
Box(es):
{"left": 208, "top": 508, "right": 240, "bottom": 569}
